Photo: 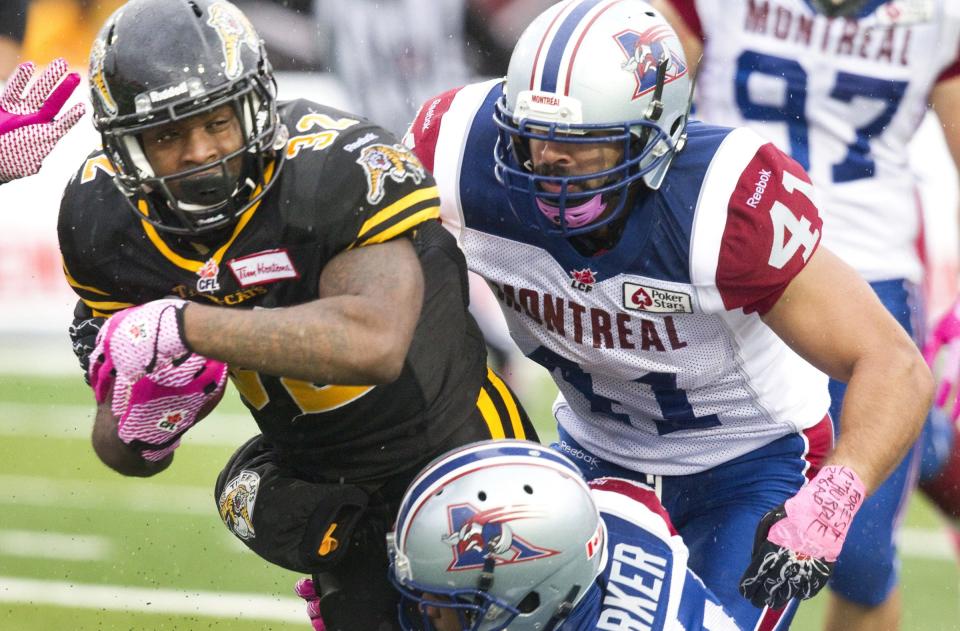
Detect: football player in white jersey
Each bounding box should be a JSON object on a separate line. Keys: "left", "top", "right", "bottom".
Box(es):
{"left": 654, "top": 0, "right": 960, "bottom": 628}
{"left": 388, "top": 439, "right": 741, "bottom": 631}
{"left": 402, "top": 0, "right": 932, "bottom": 628}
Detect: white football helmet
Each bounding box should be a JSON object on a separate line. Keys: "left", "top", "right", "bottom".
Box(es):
{"left": 387, "top": 440, "right": 606, "bottom": 631}
{"left": 494, "top": 0, "right": 691, "bottom": 236}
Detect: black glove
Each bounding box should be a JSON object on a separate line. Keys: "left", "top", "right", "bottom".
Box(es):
{"left": 738, "top": 504, "right": 834, "bottom": 610}
{"left": 68, "top": 312, "right": 105, "bottom": 383}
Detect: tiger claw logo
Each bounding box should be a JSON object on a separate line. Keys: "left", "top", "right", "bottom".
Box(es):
{"left": 207, "top": 1, "right": 259, "bottom": 79}
{"left": 615, "top": 25, "right": 687, "bottom": 99}
{"left": 357, "top": 144, "right": 426, "bottom": 205}
{"left": 442, "top": 504, "right": 558, "bottom": 571}
{"left": 90, "top": 36, "right": 118, "bottom": 116}
{"left": 218, "top": 470, "right": 260, "bottom": 540}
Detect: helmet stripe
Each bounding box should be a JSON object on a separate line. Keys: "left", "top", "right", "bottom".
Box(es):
{"left": 537, "top": 0, "right": 607, "bottom": 93}
{"left": 563, "top": 0, "right": 626, "bottom": 96}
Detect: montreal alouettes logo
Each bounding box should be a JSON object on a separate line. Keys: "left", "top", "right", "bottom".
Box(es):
{"left": 615, "top": 25, "right": 687, "bottom": 99}
{"left": 442, "top": 504, "right": 559, "bottom": 571}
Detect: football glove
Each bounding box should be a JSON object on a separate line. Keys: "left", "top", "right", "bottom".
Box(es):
{"left": 294, "top": 577, "right": 327, "bottom": 631}
{"left": 739, "top": 464, "right": 865, "bottom": 610}
{"left": 924, "top": 298, "right": 960, "bottom": 423}
{"left": 88, "top": 299, "right": 227, "bottom": 461}
{"left": 0, "top": 58, "right": 85, "bottom": 182}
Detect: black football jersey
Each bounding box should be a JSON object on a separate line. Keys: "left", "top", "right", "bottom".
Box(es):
{"left": 58, "top": 99, "right": 525, "bottom": 484}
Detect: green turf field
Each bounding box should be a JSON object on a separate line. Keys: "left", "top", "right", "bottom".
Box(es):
{"left": 1, "top": 374, "right": 957, "bottom": 629}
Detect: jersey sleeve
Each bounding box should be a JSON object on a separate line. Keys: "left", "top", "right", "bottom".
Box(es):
{"left": 320, "top": 125, "right": 441, "bottom": 250}
{"left": 403, "top": 87, "right": 462, "bottom": 174}
{"left": 716, "top": 142, "right": 822, "bottom": 316}
{"left": 57, "top": 160, "right": 137, "bottom": 318}
{"left": 662, "top": 0, "right": 705, "bottom": 41}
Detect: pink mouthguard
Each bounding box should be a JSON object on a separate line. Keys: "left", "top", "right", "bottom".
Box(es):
{"left": 536, "top": 193, "right": 607, "bottom": 228}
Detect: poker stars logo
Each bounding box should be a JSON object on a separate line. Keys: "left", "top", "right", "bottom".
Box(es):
{"left": 442, "top": 504, "right": 558, "bottom": 571}
{"left": 615, "top": 25, "right": 687, "bottom": 99}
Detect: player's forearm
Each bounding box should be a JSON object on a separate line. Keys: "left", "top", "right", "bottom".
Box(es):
{"left": 826, "top": 343, "right": 932, "bottom": 493}
{"left": 181, "top": 297, "right": 415, "bottom": 384}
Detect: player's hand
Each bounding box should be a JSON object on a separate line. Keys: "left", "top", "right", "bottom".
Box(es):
{"left": 294, "top": 578, "right": 327, "bottom": 631}
{"left": 924, "top": 298, "right": 960, "bottom": 422}
{"left": 0, "top": 58, "right": 86, "bottom": 182}
{"left": 88, "top": 299, "right": 227, "bottom": 461}
{"left": 739, "top": 465, "right": 866, "bottom": 610}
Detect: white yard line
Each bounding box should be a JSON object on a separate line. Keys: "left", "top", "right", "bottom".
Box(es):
{"left": 0, "top": 529, "right": 112, "bottom": 561}
{"left": 0, "top": 576, "right": 304, "bottom": 623}
{"left": 0, "top": 474, "right": 212, "bottom": 514}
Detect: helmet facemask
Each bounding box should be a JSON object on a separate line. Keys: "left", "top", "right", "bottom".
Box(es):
{"left": 101, "top": 69, "right": 281, "bottom": 236}
{"left": 494, "top": 55, "right": 686, "bottom": 237}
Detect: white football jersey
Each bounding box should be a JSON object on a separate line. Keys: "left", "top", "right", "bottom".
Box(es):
{"left": 668, "top": 0, "right": 960, "bottom": 282}
{"left": 406, "top": 79, "right": 830, "bottom": 475}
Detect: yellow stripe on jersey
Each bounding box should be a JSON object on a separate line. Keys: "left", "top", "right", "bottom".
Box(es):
{"left": 486, "top": 368, "right": 527, "bottom": 439}
{"left": 357, "top": 206, "right": 440, "bottom": 247}
{"left": 477, "top": 386, "right": 507, "bottom": 439}
{"left": 354, "top": 186, "right": 439, "bottom": 243}
{"left": 62, "top": 260, "right": 110, "bottom": 296}
{"left": 80, "top": 297, "right": 135, "bottom": 313}
{"left": 138, "top": 160, "right": 276, "bottom": 272}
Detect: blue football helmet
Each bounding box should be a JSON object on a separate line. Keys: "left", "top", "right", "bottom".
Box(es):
{"left": 387, "top": 439, "right": 606, "bottom": 631}
{"left": 493, "top": 0, "right": 692, "bottom": 237}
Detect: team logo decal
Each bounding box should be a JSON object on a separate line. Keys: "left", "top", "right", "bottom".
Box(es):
{"left": 156, "top": 409, "right": 189, "bottom": 433}
{"left": 570, "top": 268, "right": 597, "bottom": 292}
{"left": 207, "top": 1, "right": 259, "bottom": 79}
{"left": 196, "top": 258, "right": 221, "bottom": 294}
{"left": 218, "top": 470, "right": 260, "bottom": 540}
{"left": 89, "top": 37, "right": 118, "bottom": 116}
{"left": 356, "top": 143, "right": 426, "bottom": 205}
{"left": 615, "top": 25, "right": 687, "bottom": 99}
{"left": 442, "top": 503, "right": 559, "bottom": 571}
{"left": 623, "top": 282, "right": 693, "bottom": 313}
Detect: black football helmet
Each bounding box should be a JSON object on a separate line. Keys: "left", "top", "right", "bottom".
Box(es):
{"left": 89, "top": 0, "right": 284, "bottom": 236}
{"left": 809, "top": 0, "right": 871, "bottom": 17}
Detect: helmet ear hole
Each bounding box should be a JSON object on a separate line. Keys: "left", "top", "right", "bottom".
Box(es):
{"left": 517, "top": 591, "right": 540, "bottom": 613}
{"left": 523, "top": 484, "right": 534, "bottom": 494}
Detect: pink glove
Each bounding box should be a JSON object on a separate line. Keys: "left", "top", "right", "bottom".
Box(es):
{"left": 294, "top": 578, "right": 327, "bottom": 631}
{"left": 88, "top": 299, "right": 227, "bottom": 461}
{"left": 768, "top": 464, "right": 866, "bottom": 562}
{"left": 739, "top": 464, "right": 865, "bottom": 609}
{"left": 924, "top": 299, "right": 960, "bottom": 422}
{"left": 0, "top": 58, "right": 86, "bottom": 181}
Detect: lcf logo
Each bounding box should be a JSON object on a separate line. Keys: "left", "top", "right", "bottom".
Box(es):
{"left": 441, "top": 504, "right": 559, "bottom": 571}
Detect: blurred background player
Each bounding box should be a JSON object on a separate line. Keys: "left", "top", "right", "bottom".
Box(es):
{"left": 653, "top": 1, "right": 960, "bottom": 628}
{"left": 0, "top": 0, "right": 29, "bottom": 81}
{"left": 385, "top": 438, "right": 741, "bottom": 631}
{"left": 57, "top": 1, "right": 535, "bottom": 630}
{"left": 403, "top": 0, "right": 931, "bottom": 626}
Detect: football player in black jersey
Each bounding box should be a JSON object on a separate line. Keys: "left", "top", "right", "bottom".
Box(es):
{"left": 57, "top": 1, "right": 536, "bottom": 629}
